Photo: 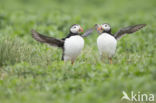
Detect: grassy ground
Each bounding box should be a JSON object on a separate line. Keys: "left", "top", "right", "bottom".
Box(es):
{"left": 0, "top": 0, "right": 156, "bottom": 103}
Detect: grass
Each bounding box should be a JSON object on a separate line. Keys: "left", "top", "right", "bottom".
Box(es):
{"left": 0, "top": 0, "right": 156, "bottom": 103}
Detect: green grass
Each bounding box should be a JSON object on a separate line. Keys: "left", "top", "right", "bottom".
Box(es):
{"left": 0, "top": 0, "right": 156, "bottom": 103}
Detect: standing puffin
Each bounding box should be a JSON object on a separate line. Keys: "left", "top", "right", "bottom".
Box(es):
{"left": 32, "top": 24, "right": 93, "bottom": 64}
{"left": 95, "top": 23, "right": 146, "bottom": 64}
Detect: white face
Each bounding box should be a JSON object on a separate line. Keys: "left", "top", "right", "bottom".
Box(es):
{"left": 101, "top": 24, "right": 111, "bottom": 32}
{"left": 70, "top": 25, "right": 81, "bottom": 33}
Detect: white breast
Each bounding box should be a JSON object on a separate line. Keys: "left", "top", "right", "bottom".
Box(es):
{"left": 64, "top": 35, "right": 84, "bottom": 61}
{"left": 97, "top": 33, "right": 117, "bottom": 58}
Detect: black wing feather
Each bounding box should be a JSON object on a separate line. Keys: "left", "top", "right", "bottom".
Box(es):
{"left": 81, "top": 28, "right": 94, "bottom": 37}
{"left": 114, "top": 24, "right": 146, "bottom": 40}
{"left": 81, "top": 25, "right": 98, "bottom": 37}
{"left": 31, "top": 29, "right": 64, "bottom": 48}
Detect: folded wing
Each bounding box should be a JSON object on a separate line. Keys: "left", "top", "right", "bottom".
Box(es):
{"left": 32, "top": 30, "right": 64, "bottom": 48}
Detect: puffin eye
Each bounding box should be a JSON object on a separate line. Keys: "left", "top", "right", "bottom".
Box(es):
{"left": 105, "top": 25, "right": 107, "bottom": 27}
{"left": 74, "top": 26, "right": 76, "bottom": 28}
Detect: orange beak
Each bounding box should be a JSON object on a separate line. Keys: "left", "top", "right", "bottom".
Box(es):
{"left": 97, "top": 26, "right": 102, "bottom": 31}
{"left": 79, "top": 27, "right": 83, "bottom": 32}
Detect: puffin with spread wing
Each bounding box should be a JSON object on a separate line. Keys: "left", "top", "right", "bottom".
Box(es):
{"left": 32, "top": 24, "right": 93, "bottom": 64}
{"left": 95, "top": 23, "right": 146, "bottom": 64}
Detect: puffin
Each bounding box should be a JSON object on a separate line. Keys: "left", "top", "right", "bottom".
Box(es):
{"left": 31, "top": 24, "right": 93, "bottom": 64}
{"left": 95, "top": 23, "right": 146, "bottom": 64}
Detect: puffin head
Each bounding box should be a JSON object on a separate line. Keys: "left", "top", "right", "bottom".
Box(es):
{"left": 70, "top": 24, "right": 83, "bottom": 34}
{"left": 97, "top": 23, "right": 111, "bottom": 33}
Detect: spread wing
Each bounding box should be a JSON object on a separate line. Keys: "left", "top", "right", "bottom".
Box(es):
{"left": 114, "top": 24, "right": 146, "bottom": 40}
{"left": 31, "top": 29, "right": 64, "bottom": 48}
{"left": 81, "top": 28, "right": 94, "bottom": 37}
{"left": 81, "top": 25, "right": 97, "bottom": 37}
